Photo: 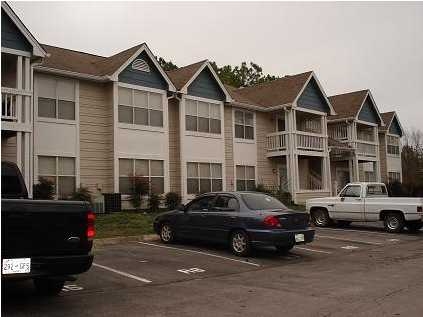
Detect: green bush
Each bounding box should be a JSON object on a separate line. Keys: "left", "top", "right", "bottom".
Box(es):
{"left": 165, "top": 192, "right": 181, "bottom": 210}
{"left": 148, "top": 192, "right": 162, "bottom": 213}
{"left": 130, "top": 176, "right": 149, "bottom": 209}
{"left": 33, "top": 177, "right": 55, "bottom": 200}
{"left": 71, "top": 186, "right": 92, "bottom": 203}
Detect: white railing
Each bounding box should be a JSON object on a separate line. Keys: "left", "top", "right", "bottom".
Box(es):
{"left": 1, "top": 90, "right": 18, "bottom": 121}
{"left": 357, "top": 131, "right": 375, "bottom": 142}
{"left": 355, "top": 141, "right": 377, "bottom": 156}
{"left": 266, "top": 132, "right": 287, "bottom": 151}
{"left": 328, "top": 124, "right": 348, "bottom": 140}
{"left": 296, "top": 132, "right": 324, "bottom": 151}
{"left": 300, "top": 171, "right": 323, "bottom": 191}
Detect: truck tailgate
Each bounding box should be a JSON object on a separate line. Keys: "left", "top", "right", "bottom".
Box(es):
{"left": 2, "top": 199, "right": 92, "bottom": 258}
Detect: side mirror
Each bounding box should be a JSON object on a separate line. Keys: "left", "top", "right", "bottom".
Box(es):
{"left": 176, "top": 204, "right": 185, "bottom": 211}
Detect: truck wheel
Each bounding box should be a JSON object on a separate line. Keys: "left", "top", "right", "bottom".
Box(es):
{"left": 160, "top": 222, "right": 175, "bottom": 244}
{"left": 34, "top": 278, "right": 65, "bottom": 296}
{"left": 311, "top": 209, "right": 331, "bottom": 227}
{"left": 276, "top": 244, "right": 295, "bottom": 255}
{"left": 230, "top": 230, "right": 251, "bottom": 257}
{"left": 406, "top": 221, "right": 423, "bottom": 233}
{"left": 383, "top": 213, "right": 405, "bottom": 233}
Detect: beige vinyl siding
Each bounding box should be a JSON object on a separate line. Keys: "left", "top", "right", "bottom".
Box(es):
{"left": 378, "top": 132, "right": 388, "bottom": 183}
{"left": 168, "top": 98, "right": 181, "bottom": 195}
{"left": 256, "top": 111, "right": 276, "bottom": 186}
{"left": 224, "top": 106, "right": 234, "bottom": 191}
{"left": 1, "top": 134, "right": 17, "bottom": 163}
{"left": 79, "top": 81, "right": 114, "bottom": 194}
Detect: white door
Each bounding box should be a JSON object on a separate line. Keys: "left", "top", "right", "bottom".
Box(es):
{"left": 333, "top": 185, "right": 364, "bottom": 221}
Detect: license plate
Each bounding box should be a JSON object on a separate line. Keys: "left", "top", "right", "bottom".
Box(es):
{"left": 295, "top": 234, "right": 305, "bottom": 243}
{"left": 2, "top": 258, "right": 31, "bottom": 274}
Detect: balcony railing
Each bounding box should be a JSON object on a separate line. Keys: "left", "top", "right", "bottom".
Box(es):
{"left": 296, "top": 132, "right": 324, "bottom": 151}
{"left": 355, "top": 141, "right": 377, "bottom": 156}
{"left": 2, "top": 90, "right": 18, "bottom": 121}
{"left": 266, "top": 131, "right": 287, "bottom": 152}
{"left": 328, "top": 124, "right": 348, "bottom": 140}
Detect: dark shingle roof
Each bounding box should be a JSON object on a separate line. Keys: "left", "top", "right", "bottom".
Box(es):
{"left": 328, "top": 90, "right": 369, "bottom": 120}
{"left": 166, "top": 60, "right": 206, "bottom": 90}
{"left": 228, "top": 71, "right": 312, "bottom": 108}
{"left": 380, "top": 111, "right": 395, "bottom": 132}
{"left": 39, "top": 43, "right": 144, "bottom": 77}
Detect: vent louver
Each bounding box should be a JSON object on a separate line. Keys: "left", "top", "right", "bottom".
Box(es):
{"left": 132, "top": 59, "right": 150, "bottom": 72}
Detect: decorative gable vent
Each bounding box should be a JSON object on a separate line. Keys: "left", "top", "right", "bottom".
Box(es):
{"left": 132, "top": 59, "right": 150, "bottom": 72}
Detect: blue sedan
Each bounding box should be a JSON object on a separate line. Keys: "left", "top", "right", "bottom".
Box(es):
{"left": 153, "top": 192, "right": 315, "bottom": 256}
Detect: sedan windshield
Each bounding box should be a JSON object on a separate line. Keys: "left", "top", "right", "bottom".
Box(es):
{"left": 241, "top": 193, "right": 288, "bottom": 211}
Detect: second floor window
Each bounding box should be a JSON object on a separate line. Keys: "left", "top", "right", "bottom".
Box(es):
{"left": 38, "top": 155, "right": 75, "bottom": 199}
{"left": 118, "top": 87, "right": 163, "bottom": 127}
{"left": 387, "top": 135, "right": 400, "bottom": 156}
{"left": 234, "top": 110, "right": 254, "bottom": 139}
{"left": 388, "top": 172, "right": 401, "bottom": 182}
{"left": 37, "top": 77, "right": 75, "bottom": 120}
{"left": 185, "top": 99, "right": 221, "bottom": 134}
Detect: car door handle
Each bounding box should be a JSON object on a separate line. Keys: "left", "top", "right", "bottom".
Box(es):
{"left": 328, "top": 204, "right": 335, "bottom": 207}
{"left": 201, "top": 214, "right": 207, "bottom": 217}
{"left": 230, "top": 216, "right": 236, "bottom": 220}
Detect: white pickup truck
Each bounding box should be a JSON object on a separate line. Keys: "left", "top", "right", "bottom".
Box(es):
{"left": 306, "top": 182, "right": 423, "bottom": 233}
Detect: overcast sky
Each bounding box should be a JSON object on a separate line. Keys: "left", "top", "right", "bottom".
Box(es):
{"left": 10, "top": 1, "right": 423, "bottom": 130}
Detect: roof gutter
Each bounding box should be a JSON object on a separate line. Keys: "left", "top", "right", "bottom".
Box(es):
{"left": 34, "top": 66, "right": 109, "bottom": 82}
{"left": 229, "top": 101, "right": 292, "bottom": 112}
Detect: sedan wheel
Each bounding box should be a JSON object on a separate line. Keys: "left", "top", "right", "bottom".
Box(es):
{"left": 384, "top": 213, "right": 404, "bottom": 233}
{"left": 160, "top": 223, "right": 174, "bottom": 243}
{"left": 230, "top": 230, "right": 251, "bottom": 257}
{"left": 312, "top": 209, "right": 330, "bottom": 227}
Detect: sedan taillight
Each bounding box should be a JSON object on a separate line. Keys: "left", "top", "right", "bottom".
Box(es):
{"left": 263, "top": 215, "right": 282, "bottom": 228}
{"left": 87, "top": 211, "right": 96, "bottom": 240}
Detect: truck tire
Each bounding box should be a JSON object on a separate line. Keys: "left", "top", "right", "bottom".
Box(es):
{"left": 383, "top": 213, "right": 405, "bottom": 233}
{"left": 406, "top": 221, "right": 423, "bottom": 233}
{"left": 34, "top": 278, "right": 65, "bottom": 296}
{"left": 311, "top": 208, "right": 331, "bottom": 227}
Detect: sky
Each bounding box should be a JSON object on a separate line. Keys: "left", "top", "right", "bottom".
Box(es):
{"left": 10, "top": 1, "right": 423, "bottom": 130}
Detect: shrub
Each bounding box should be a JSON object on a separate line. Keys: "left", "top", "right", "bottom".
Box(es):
{"left": 130, "top": 176, "right": 149, "bottom": 209}
{"left": 149, "top": 192, "right": 162, "bottom": 213}
{"left": 33, "top": 177, "right": 55, "bottom": 200}
{"left": 273, "top": 189, "right": 293, "bottom": 205}
{"left": 165, "top": 192, "right": 181, "bottom": 210}
{"left": 254, "top": 184, "right": 272, "bottom": 195}
{"left": 71, "top": 186, "right": 92, "bottom": 203}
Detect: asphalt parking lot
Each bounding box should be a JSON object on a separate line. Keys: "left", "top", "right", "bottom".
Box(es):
{"left": 3, "top": 224, "right": 423, "bottom": 317}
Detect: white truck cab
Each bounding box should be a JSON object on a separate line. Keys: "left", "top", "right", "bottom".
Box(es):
{"left": 306, "top": 182, "right": 423, "bottom": 233}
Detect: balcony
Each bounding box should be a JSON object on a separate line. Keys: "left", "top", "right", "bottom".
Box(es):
{"left": 266, "top": 131, "right": 287, "bottom": 152}
{"left": 1, "top": 87, "right": 32, "bottom": 130}
{"left": 355, "top": 141, "right": 377, "bottom": 157}
{"left": 296, "top": 131, "right": 324, "bottom": 151}
{"left": 266, "top": 131, "right": 325, "bottom": 155}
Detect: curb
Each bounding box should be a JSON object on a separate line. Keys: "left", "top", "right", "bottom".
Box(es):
{"left": 94, "top": 234, "right": 159, "bottom": 248}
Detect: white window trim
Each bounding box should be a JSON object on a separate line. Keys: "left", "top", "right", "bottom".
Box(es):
{"left": 233, "top": 108, "right": 256, "bottom": 143}
{"left": 235, "top": 165, "right": 256, "bottom": 191}
{"left": 186, "top": 162, "right": 223, "bottom": 195}
{"left": 184, "top": 96, "right": 223, "bottom": 137}
{"left": 36, "top": 86, "right": 77, "bottom": 122}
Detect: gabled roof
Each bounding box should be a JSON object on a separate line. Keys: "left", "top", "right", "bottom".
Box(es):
{"left": 37, "top": 43, "right": 176, "bottom": 90}
{"left": 2, "top": 2, "right": 47, "bottom": 57}
{"left": 166, "top": 60, "right": 231, "bottom": 101}
{"left": 328, "top": 90, "right": 369, "bottom": 120}
{"left": 229, "top": 71, "right": 312, "bottom": 108}
{"left": 380, "top": 111, "right": 404, "bottom": 136}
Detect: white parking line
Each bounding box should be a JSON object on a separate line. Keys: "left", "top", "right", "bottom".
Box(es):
{"left": 93, "top": 263, "right": 152, "bottom": 283}
{"left": 137, "top": 242, "right": 261, "bottom": 267}
{"left": 317, "top": 235, "right": 383, "bottom": 246}
{"left": 316, "top": 227, "right": 391, "bottom": 236}
{"left": 295, "top": 246, "right": 332, "bottom": 254}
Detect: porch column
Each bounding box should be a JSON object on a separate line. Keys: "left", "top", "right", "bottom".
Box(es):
{"left": 287, "top": 109, "right": 298, "bottom": 201}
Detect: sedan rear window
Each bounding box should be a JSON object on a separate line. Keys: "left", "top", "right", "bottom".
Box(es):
{"left": 241, "top": 193, "right": 288, "bottom": 211}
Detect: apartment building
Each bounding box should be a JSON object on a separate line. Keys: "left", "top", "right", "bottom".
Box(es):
{"left": 1, "top": 3, "right": 404, "bottom": 205}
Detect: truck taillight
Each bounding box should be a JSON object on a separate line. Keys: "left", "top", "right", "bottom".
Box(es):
{"left": 263, "top": 215, "right": 282, "bottom": 228}
{"left": 418, "top": 206, "right": 422, "bottom": 213}
{"left": 87, "top": 211, "right": 96, "bottom": 240}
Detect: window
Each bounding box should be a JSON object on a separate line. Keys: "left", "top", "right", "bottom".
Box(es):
{"left": 37, "top": 77, "right": 76, "bottom": 120}
{"left": 236, "top": 165, "right": 255, "bottom": 191}
{"left": 234, "top": 110, "right": 254, "bottom": 139}
{"left": 387, "top": 135, "right": 400, "bottom": 156}
{"left": 366, "top": 185, "right": 388, "bottom": 197}
{"left": 119, "top": 158, "right": 164, "bottom": 195}
{"left": 388, "top": 172, "right": 401, "bottom": 182}
{"left": 186, "top": 195, "right": 216, "bottom": 212}
{"left": 214, "top": 195, "right": 239, "bottom": 211}
{"left": 118, "top": 87, "right": 163, "bottom": 127}
{"left": 241, "top": 193, "right": 287, "bottom": 211}
{"left": 187, "top": 162, "right": 222, "bottom": 194}
{"left": 340, "top": 185, "right": 361, "bottom": 198}
{"left": 185, "top": 99, "right": 221, "bottom": 134}
{"left": 38, "top": 156, "right": 76, "bottom": 199}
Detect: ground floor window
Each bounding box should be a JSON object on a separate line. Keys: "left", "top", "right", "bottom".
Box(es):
{"left": 119, "top": 158, "right": 164, "bottom": 195}
{"left": 388, "top": 172, "right": 401, "bottom": 182}
{"left": 236, "top": 165, "right": 255, "bottom": 191}
{"left": 187, "top": 162, "right": 222, "bottom": 194}
{"left": 38, "top": 155, "right": 76, "bottom": 199}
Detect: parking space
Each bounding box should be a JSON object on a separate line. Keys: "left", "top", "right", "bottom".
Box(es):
{"left": 2, "top": 224, "right": 422, "bottom": 316}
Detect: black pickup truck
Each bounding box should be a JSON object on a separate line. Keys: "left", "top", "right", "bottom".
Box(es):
{"left": 1, "top": 161, "right": 94, "bottom": 295}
